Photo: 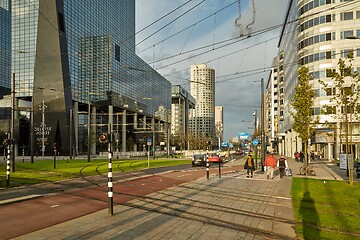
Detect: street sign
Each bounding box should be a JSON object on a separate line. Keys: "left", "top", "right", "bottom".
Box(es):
{"left": 147, "top": 137, "right": 152, "bottom": 146}
{"left": 221, "top": 141, "right": 229, "bottom": 147}
{"left": 238, "top": 132, "right": 250, "bottom": 140}
{"left": 252, "top": 139, "right": 259, "bottom": 146}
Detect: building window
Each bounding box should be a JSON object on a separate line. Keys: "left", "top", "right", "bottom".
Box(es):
{"left": 341, "top": 12, "right": 353, "bottom": 21}
{"left": 341, "top": 30, "right": 354, "bottom": 39}
{"left": 115, "top": 44, "right": 120, "bottom": 61}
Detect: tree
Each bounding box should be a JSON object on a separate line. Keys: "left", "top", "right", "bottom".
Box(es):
{"left": 291, "top": 66, "right": 317, "bottom": 165}
{"left": 319, "top": 53, "right": 360, "bottom": 185}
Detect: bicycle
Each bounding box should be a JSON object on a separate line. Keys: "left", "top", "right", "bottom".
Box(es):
{"left": 299, "top": 164, "right": 316, "bottom": 176}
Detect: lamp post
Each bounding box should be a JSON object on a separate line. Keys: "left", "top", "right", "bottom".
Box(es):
{"left": 87, "top": 101, "right": 91, "bottom": 162}
{"left": 39, "top": 100, "right": 47, "bottom": 157}
{"left": 261, "top": 78, "right": 265, "bottom": 171}
{"left": 253, "top": 110, "right": 258, "bottom": 169}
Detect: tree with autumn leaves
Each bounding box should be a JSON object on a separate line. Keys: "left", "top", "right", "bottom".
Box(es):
{"left": 291, "top": 66, "right": 317, "bottom": 164}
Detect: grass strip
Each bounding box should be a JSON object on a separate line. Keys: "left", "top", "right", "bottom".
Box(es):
{"left": 0, "top": 158, "right": 191, "bottom": 187}
{"left": 291, "top": 178, "right": 360, "bottom": 240}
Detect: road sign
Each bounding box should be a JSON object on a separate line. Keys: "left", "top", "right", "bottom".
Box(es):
{"left": 221, "top": 141, "right": 229, "bottom": 147}
{"left": 238, "top": 132, "right": 250, "bottom": 140}
{"left": 252, "top": 139, "right": 259, "bottom": 146}
{"left": 147, "top": 137, "right": 152, "bottom": 146}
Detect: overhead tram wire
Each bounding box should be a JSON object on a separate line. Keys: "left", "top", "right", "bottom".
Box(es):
{"left": 162, "top": 1, "right": 359, "bottom": 82}
{"left": 135, "top": 0, "right": 207, "bottom": 48}
{"left": 136, "top": 0, "right": 238, "bottom": 55}
{"left": 149, "top": 0, "right": 358, "bottom": 70}
{"left": 26, "top": 0, "right": 356, "bottom": 63}
{"left": 154, "top": 24, "right": 281, "bottom": 70}
{"left": 135, "top": 0, "right": 193, "bottom": 37}
{"left": 22, "top": 0, "right": 359, "bottom": 92}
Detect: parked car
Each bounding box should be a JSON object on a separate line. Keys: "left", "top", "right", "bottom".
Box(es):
{"left": 192, "top": 154, "right": 206, "bottom": 167}
{"left": 208, "top": 153, "right": 221, "bottom": 163}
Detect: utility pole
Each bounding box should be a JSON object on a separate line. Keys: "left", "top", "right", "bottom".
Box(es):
{"left": 11, "top": 73, "right": 15, "bottom": 172}
{"left": 261, "top": 78, "right": 265, "bottom": 171}
{"left": 30, "top": 97, "right": 34, "bottom": 163}
{"left": 87, "top": 102, "right": 91, "bottom": 162}
{"left": 253, "top": 110, "right": 258, "bottom": 169}
{"left": 39, "top": 100, "right": 47, "bottom": 157}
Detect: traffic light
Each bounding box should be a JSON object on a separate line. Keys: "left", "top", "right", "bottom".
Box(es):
{"left": 2, "top": 139, "right": 8, "bottom": 146}
{"left": 98, "top": 133, "right": 107, "bottom": 143}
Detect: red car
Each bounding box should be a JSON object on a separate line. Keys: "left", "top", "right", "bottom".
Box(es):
{"left": 208, "top": 154, "right": 221, "bottom": 163}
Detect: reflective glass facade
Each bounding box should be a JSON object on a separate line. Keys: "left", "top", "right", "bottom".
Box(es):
{"left": 12, "top": 0, "right": 171, "bottom": 116}
{"left": 10, "top": 0, "right": 171, "bottom": 155}
{"left": 0, "top": 0, "right": 11, "bottom": 96}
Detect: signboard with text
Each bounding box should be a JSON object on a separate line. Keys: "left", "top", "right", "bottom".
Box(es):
{"left": 238, "top": 132, "right": 250, "bottom": 140}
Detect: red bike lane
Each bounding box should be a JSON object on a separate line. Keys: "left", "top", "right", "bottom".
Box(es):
{"left": 0, "top": 165, "right": 242, "bottom": 239}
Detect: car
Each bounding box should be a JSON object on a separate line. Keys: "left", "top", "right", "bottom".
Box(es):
{"left": 208, "top": 154, "right": 221, "bottom": 163}
{"left": 192, "top": 154, "right": 206, "bottom": 167}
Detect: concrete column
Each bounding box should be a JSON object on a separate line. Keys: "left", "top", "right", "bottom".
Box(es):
{"left": 134, "top": 113, "right": 138, "bottom": 130}
{"left": 122, "top": 110, "right": 126, "bottom": 152}
{"left": 73, "top": 101, "right": 79, "bottom": 155}
{"left": 166, "top": 122, "right": 170, "bottom": 156}
{"left": 91, "top": 106, "right": 97, "bottom": 155}
{"left": 151, "top": 117, "right": 155, "bottom": 152}
{"left": 143, "top": 116, "right": 147, "bottom": 129}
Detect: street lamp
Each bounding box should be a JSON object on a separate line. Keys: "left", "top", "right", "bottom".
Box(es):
{"left": 253, "top": 110, "right": 258, "bottom": 169}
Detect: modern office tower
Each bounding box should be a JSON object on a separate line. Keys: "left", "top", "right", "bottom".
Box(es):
{"left": 265, "top": 57, "right": 280, "bottom": 153}
{"left": 171, "top": 85, "right": 196, "bottom": 148}
{"left": 277, "top": 0, "right": 360, "bottom": 159}
{"left": 10, "top": 0, "right": 171, "bottom": 155}
{"left": 0, "top": 0, "right": 11, "bottom": 98}
{"left": 215, "top": 106, "right": 224, "bottom": 142}
{"left": 189, "top": 64, "right": 216, "bottom": 139}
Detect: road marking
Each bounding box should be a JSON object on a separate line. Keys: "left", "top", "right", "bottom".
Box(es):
{"left": 51, "top": 205, "right": 59, "bottom": 208}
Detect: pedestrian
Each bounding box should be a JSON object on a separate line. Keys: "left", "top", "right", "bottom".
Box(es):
{"left": 300, "top": 151, "right": 304, "bottom": 162}
{"left": 244, "top": 154, "right": 255, "bottom": 178}
{"left": 277, "top": 155, "right": 288, "bottom": 178}
{"left": 264, "top": 153, "right": 277, "bottom": 179}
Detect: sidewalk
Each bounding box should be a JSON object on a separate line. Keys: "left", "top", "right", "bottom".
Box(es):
{"left": 12, "top": 158, "right": 297, "bottom": 240}
{"left": 5, "top": 155, "right": 353, "bottom": 240}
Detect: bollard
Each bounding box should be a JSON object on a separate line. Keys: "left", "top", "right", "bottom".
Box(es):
{"left": 53, "top": 145, "right": 57, "bottom": 169}
{"left": 108, "top": 148, "right": 113, "bottom": 216}
{"left": 218, "top": 149, "right": 221, "bottom": 179}
{"left": 6, "top": 145, "right": 10, "bottom": 186}
{"left": 206, "top": 147, "right": 209, "bottom": 179}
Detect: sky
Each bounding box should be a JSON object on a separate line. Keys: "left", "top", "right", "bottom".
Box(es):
{"left": 135, "top": 0, "right": 288, "bottom": 141}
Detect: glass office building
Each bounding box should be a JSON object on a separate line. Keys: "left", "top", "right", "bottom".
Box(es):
{"left": 0, "top": 0, "right": 11, "bottom": 97}
{"left": 10, "top": 0, "right": 171, "bottom": 155}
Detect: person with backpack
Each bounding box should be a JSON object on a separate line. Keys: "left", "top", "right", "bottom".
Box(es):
{"left": 244, "top": 154, "right": 255, "bottom": 178}
{"left": 277, "top": 155, "right": 289, "bottom": 178}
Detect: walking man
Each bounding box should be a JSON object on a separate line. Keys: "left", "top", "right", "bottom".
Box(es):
{"left": 245, "top": 154, "right": 255, "bottom": 178}
{"left": 277, "top": 155, "right": 288, "bottom": 178}
{"left": 264, "top": 153, "right": 277, "bottom": 179}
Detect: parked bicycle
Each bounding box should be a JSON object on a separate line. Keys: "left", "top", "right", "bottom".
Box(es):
{"left": 299, "top": 163, "right": 316, "bottom": 176}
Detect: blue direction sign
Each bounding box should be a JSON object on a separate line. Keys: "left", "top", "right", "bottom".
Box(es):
{"left": 252, "top": 139, "right": 259, "bottom": 146}
{"left": 238, "top": 132, "right": 250, "bottom": 140}
{"left": 221, "top": 141, "right": 229, "bottom": 147}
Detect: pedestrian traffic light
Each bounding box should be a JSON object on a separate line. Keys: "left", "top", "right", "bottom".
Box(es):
{"left": 2, "top": 139, "right": 8, "bottom": 146}
{"left": 98, "top": 133, "right": 107, "bottom": 143}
